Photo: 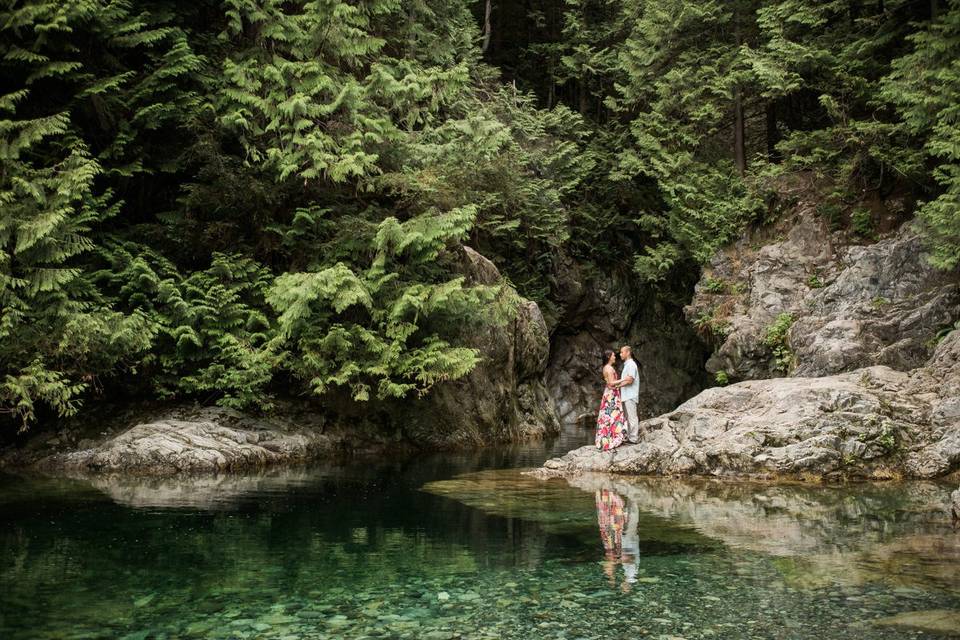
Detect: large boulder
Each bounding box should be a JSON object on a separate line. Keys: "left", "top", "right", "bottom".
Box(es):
{"left": 547, "top": 256, "right": 708, "bottom": 425}
{"left": 686, "top": 206, "right": 960, "bottom": 381}
{"left": 391, "top": 247, "right": 560, "bottom": 447}
{"left": 537, "top": 330, "right": 960, "bottom": 480}
{"left": 17, "top": 405, "right": 362, "bottom": 475}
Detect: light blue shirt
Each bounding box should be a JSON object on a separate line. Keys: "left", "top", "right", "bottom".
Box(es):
{"left": 621, "top": 359, "right": 640, "bottom": 402}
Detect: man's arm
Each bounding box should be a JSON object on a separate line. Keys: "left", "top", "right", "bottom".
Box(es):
{"left": 612, "top": 364, "right": 636, "bottom": 388}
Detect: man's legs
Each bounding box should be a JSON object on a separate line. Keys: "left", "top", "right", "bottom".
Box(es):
{"left": 623, "top": 399, "right": 641, "bottom": 443}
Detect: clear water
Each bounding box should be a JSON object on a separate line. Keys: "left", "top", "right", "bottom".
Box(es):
{"left": 2, "top": 427, "right": 959, "bottom": 640}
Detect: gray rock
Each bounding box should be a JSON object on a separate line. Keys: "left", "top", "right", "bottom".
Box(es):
{"left": 537, "top": 331, "right": 960, "bottom": 480}
{"left": 391, "top": 246, "right": 560, "bottom": 447}
{"left": 686, "top": 212, "right": 960, "bottom": 380}
{"left": 952, "top": 487, "right": 960, "bottom": 524}
{"left": 32, "top": 406, "right": 339, "bottom": 475}
{"left": 547, "top": 256, "right": 708, "bottom": 426}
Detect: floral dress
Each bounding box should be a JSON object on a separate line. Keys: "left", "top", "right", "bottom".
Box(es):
{"left": 595, "top": 382, "right": 627, "bottom": 450}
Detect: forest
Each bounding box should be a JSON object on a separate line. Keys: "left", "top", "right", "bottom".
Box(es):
{"left": 2, "top": 0, "right": 958, "bottom": 432}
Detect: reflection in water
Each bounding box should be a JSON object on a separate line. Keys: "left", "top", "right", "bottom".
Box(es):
{"left": 3, "top": 430, "right": 960, "bottom": 640}
{"left": 595, "top": 488, "right": 639, "bottom": 590}
{"left": 567, "top": 473, "right": 960, "bottom": 594}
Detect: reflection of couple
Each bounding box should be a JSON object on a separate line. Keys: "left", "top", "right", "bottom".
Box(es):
{"left": 595, "top": 345, "right": 642, "bottom": 450}
{"left": 595, "top": 488, "right": 640, "bottom": 591}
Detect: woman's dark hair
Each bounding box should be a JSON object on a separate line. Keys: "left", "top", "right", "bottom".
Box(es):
{"left": 602, "top": 349, "right": 615, "bottom": 367}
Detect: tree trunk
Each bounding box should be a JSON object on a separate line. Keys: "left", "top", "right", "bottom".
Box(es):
{"left": 481, "top": 0, "right": 492, "bottom": 53}
{"left": 733, "top": 11, "right": 746, "bottom": 174}
{"left": 766, "top": 101, "right": 781, "bottom": 162}
{"left": 734, "top": 86, "right": 746, "bottom": 174}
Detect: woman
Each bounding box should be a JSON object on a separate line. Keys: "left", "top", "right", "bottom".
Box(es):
{"left": 595, "top": 349, "right": 627, "bottom": 450}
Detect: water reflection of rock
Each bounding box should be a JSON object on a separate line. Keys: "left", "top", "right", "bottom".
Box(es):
{"left": 566, "top": 474, "right": 960, "bottom": 592}
{"left": 429, "top": 469, "right": 960, "bottom": 593}
{"left": 80, "top": 467, "right": 318, "bottom": 509}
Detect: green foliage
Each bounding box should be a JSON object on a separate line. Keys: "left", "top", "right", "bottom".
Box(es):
{"left": 932, "top": 319, "right": 960, "bottom": 345}
{"left": 763, "top": 312, "right": 795, "bottom": 374}
{"left": 851, "top": 207, "right": 876, "bottom": 239}
{"left": 703, "top": 276, "right": 727, "bottom": 294}
{"left": 93, "top": 244, "right": 283, "bottom": 410}
{"left": 265, "top": 205, "right": 501, "bottom": 402}
{"left": 0, "top": 0, "right": 197, "bottom": 427}
{"left": 714, "top": 370, "right": 730, "bottom": 386}
{"left": 0, "top": 0, "right": 518, "bottom": 429}
{"left": 882, "top": 2, "right": 960, "bottom": 269}
{"left": 4, "top": 0, "right": 960, "bottom": 431}
{"left": 613, "top": 0, "right": 763, "bottom": 282}
{"left": 693, "top": 308, "right": 730, "bottom": 341}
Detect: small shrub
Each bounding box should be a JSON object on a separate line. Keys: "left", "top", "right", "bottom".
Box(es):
{"left": 714, "top": 371, "right": 729, "bottom": 385}
{"left": 703, "top": 276, "right": 726, "bottom": 294}
{"left": 877, "top": 424, "right": 897, "bottom": 452}
{"left": 851, "top": 207, "right": 876, "bottom": 239}
{"left": 807, "top": 273, "right": 824, "bottom": 289}
{"left": 694, "top": 309, "right": 731, "bottom": 341}
{"left": 763, "top": 312, "right": 795, "bottom": 374}
{"left": 817, "top": 201, "right": 843, "bottom": 231}
{"left": 931, "top": 319, "right": 960, "bottom": 346}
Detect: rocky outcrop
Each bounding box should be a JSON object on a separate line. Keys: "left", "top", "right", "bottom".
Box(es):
{"left": 686, "top": 205, "right": 960, "bottom": 381}
{"left": 547, "top": 256, "right": 708, "bottom": 425}
{"left": 390, "top": 247, "right": 560, "bottom": 447}
{"left": 536, "top": 329, "right": 960, "bottom": 480}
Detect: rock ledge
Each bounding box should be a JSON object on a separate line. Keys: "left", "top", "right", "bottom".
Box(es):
{"left": 536, "top": 330, "right": 960, "bottom": 481}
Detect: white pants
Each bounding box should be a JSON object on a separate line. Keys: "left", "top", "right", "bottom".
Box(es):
{"left": 623, "top": 398, "right": 641, "bottom": 443}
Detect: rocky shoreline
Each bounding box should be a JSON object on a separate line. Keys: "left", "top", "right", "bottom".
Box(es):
{"left": 534, "top": 328, "right": 959, "bottom": 482}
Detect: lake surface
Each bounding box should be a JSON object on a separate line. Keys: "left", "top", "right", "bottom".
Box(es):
{"left": 2, "top": 427, "right": 959, "bottom": 640}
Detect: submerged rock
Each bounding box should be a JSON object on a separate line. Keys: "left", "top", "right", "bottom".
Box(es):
{"left": 870, "top": 609, "right": 960, "bottom": 636}
{"left": 537, "top": 330, "right": 960, "bottom": 480}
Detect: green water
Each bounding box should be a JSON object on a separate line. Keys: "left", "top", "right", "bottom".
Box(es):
{"left": 2, "top": 429, "right": 959, "bottom": 640}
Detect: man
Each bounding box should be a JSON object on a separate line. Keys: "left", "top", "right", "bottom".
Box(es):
{"left": 613, "top": 345, "right": 642, "bottom": 444}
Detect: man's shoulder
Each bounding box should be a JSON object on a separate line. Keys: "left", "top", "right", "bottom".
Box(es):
{"left": 625, "top": 359, "right": 638, "bottom": 373}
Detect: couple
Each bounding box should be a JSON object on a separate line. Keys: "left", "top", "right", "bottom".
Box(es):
{"left": 595, "top": 345, "right": 642, "bottom": 451}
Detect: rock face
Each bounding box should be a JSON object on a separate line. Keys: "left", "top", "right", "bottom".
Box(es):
{"left": 547, "top": 256, "right": 708, "bottom": 425}
{"left": 537, "top": 330, "right": 960, "bottom": 480}
{"left": 391, "top": 247, "right": 560, "bottom": 447}
{"left": 686, "top": 210, "right": 960, "bottom": 381}
{"left": 19, "top": 405, "right": 365, "bottom": 475}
